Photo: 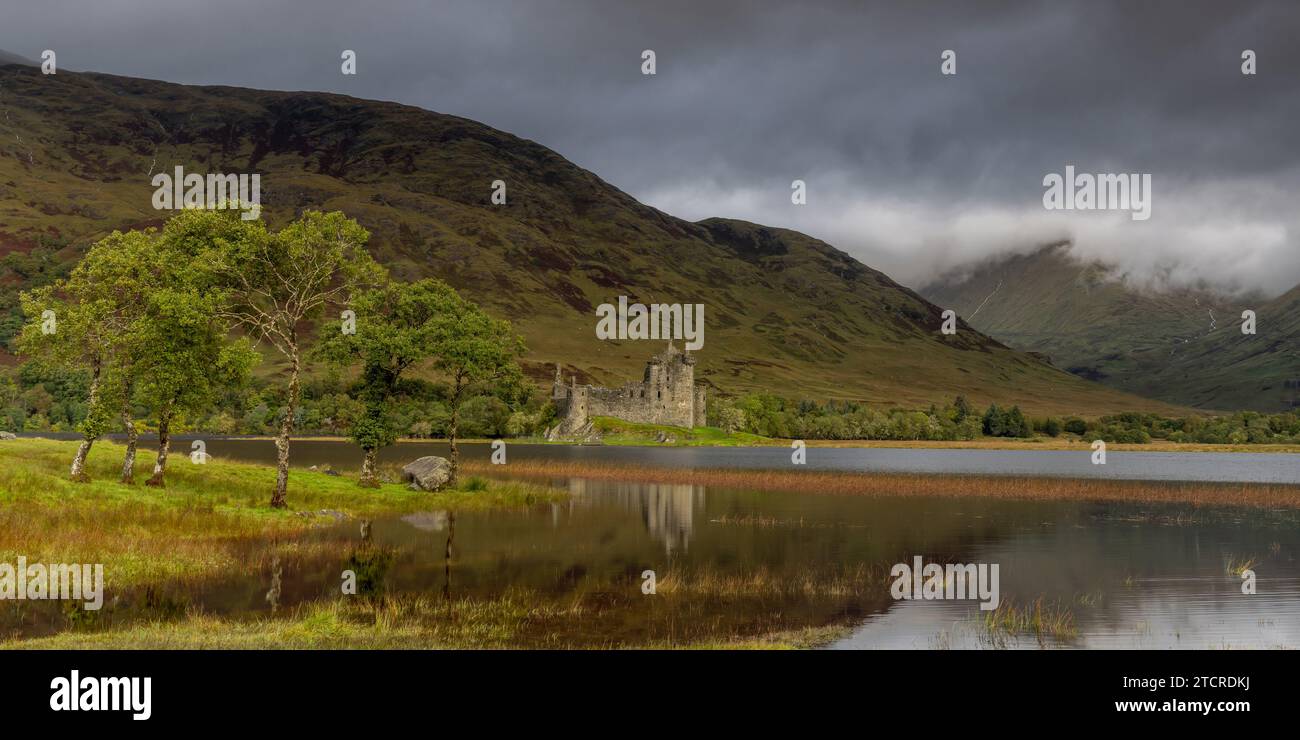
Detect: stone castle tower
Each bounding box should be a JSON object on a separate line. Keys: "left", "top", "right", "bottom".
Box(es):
{"left": 551, "top": 341, "right": 706, "bottom": 435}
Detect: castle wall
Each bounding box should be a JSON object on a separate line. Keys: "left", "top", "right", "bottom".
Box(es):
{"left": 552, "top": 344, "right": 705, "bottom": 433}
{"left": 585, "top": 382, "right": 694, "bottom": 427}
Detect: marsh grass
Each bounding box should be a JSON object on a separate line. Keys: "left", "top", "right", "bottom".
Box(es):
{"left": 982, "top": 598, "right": 1078, "bottom": 642}
{"left": 1223, "top": 554, "right": 1260, "bottom": 577}
{"left": 6, "top": 569, "right": 885, "bottom": 650}
{"left": 653, "top": 563, "right": 895, "bottom": 599}
{"left": 462, "top": 459, "right": 1300, "bottom": 509}
{"left": 0, "top": 438, "right": 564, "bottom": 588}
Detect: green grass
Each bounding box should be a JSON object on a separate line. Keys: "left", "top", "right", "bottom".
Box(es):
{"left": 6, "top": 592, "right": 854, "bottom": 650}
{"left": 0, "top": 437, "right": 564, "bottom": 587}
{"left": 1223, "top": 554, "right": 1260, "bottom": 577}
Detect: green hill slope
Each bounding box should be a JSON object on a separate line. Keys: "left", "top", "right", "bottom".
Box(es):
{"left": 1130, "top": 285, "right": 1300, "bottom": 411}
{"left": 923, "top": 243, "right": 1293, "bottom": 411}
{"left": 0, "top": 62, "right": 1184, "bottom": 416}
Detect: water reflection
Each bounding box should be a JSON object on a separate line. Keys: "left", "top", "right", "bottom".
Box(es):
{"left": 7, "top": 466, "right": 1300, "bottom": 648}
{"left": 43, "top": 434, "right": 1298, "bottom": 484}
{"left": 564, "top": 479, "right": 704, "bottom": 554}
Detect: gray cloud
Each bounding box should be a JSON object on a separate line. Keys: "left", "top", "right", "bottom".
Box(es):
{"left": 5, "top": 0, "right": 1300, "bottom": 293}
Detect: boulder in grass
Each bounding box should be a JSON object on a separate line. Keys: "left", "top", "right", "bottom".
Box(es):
{"left": 0, "top": 431, "right": 16, "bottom": 440}
{"left": 401, "top": 456, "right": 452, "bottom": 491}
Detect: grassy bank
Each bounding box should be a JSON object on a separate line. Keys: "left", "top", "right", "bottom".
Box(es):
{"left": 0, "top": 438, "right": 871, "bottom": 650}
{"left": 462, "top": 459, "right": 1300, "bottom": 509}
{"left": 0, "top": 437, "right": 563, "bottom": 587}
{"left": 527, "top": 417, "right": 1300, "bottom": 451}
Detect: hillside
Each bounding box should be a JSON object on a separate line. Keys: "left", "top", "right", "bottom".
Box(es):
{"left": 923, "top": 244, "right": 1295, "bottom": 411}
{"left": 0, "top": 61, "right": 1184, "bottom": 416}
{"left": 1130, "top": 285, "right": 1300, "bottom": 411}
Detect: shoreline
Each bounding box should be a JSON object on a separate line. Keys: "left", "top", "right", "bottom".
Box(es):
{"left": 23, "top": 432, "right": 1300, "bottom": 454}
{"left": 463, "top": 459, "right": 1300, "bottom": 509}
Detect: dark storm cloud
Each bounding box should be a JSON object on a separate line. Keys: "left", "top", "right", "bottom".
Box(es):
{"left": 5, "top": 0, "right": 1300, "bottom": 292}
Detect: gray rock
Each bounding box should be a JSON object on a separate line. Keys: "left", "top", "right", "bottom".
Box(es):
{"left": 401, "top": 456, "right": 452, "bottom": 491}
{"left": 0, "top": 431, "right": 16, "bottom": 440}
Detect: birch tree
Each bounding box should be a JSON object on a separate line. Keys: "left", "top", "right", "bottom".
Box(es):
{"left": 427, "top": 294, "right": 525, "bottom": 486}
{"left": 17, "top": 257, "right": 123, "bottom": 481}
{"left": 201, "top": 210, "right": 381, "bottom": 507}
{"left": 136, "top": 211, "right": 259, "bottom": 486}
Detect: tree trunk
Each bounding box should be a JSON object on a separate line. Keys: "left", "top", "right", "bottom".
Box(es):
{"left": 69, "top": 438, "right": 95, "bottom": 482}
{"left": 145, "top": 411, "right": 171, "bottom": 487}
{"left": 119, "top": 389, "right": 138, "bottom": 484}
{"left": 358, "top": 446, "right": 380, "bottom": 488}
{"left": 69, "top": 362, "right": 103, "bottom": 482}
{"left": 447, "top": 411, "right": 460, "bottom": 487}
{"left": 270, "top": 354, "right": 300, "bottom": 508}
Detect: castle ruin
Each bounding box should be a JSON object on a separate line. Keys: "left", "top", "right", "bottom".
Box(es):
{"left": 550, "top": 341, "right": 706, "bottom": 436}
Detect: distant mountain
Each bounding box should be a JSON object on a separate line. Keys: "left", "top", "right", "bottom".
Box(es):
{"left": 923, "top": 243, "right": 1295, "bottom": 411}
{"left": 0, "top": 49, "right": 36, "bottom": 67}
{"left": 1130, "top": 284, "right": 1300, "bottom": 411}
{"left": 0, "top": 62, "right": 1185, "bottom": 416}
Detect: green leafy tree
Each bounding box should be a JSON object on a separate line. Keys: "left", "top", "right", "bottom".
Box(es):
{"left": 953, "top": 395, "right": 972, "bottom": 423}
{"left": 200, "top": 210, "right": 382, "bottom": 507}
{"left": 427, "top": 293, "right": 526, "bottom": 485}
{"left": 129, "top": 211, "right": 261, "bottom": 486}
{"left": 16, "top": 230, "right": 157, "bottom": 481}
{"left": 317, "top": 279, "right": 459, "bottom": 487}
{"left": 83, "top": 230, "right": 172, "bottom": 483}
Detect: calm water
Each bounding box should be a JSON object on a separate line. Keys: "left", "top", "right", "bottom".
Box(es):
{"left": 120, "top": 435, "right": 1300, "bottom": 483}
{"left": 11, "top": 436, "right": 1300, "bottom": 648}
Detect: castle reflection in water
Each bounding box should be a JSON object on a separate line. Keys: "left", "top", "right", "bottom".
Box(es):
{"left": 558, "top": 479, "right": 705, "bottom": 555}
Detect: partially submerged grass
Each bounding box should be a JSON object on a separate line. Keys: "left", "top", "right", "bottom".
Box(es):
{"left": 462, "top": 459, "right": 1300, "bottom": 509}
{"left": 981, "top": 598, "right": 1078, "bottom": 642}
{"left": 653, "top": 563, "right": 895, "bottom": 600}
{"left": 5, "top": 592, "right": 561, "bottom": 650}
{"left": 5, "top": 569, "right": 884, "bottom": 650}
{"left": 1224, "top": 554, "right": 1260, "bottom": 577}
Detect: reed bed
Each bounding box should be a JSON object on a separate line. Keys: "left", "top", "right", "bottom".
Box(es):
{"left": 463, "top": 459, "right": 1300, "bottom": 509}
{"left": 982, "top": 597, "right": 1078, "bottom": 641}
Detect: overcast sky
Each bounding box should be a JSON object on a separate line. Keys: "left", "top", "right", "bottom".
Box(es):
{"left": 5, "top": 0, "right": 1300, "bottom": 294}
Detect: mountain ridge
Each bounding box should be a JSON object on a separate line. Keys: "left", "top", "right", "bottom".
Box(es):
{"left": 923, "top": 243, "right": 1298, "bottom": 410}
{"left": 0, "top": 61, "right": 1188, "bottom": 415}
